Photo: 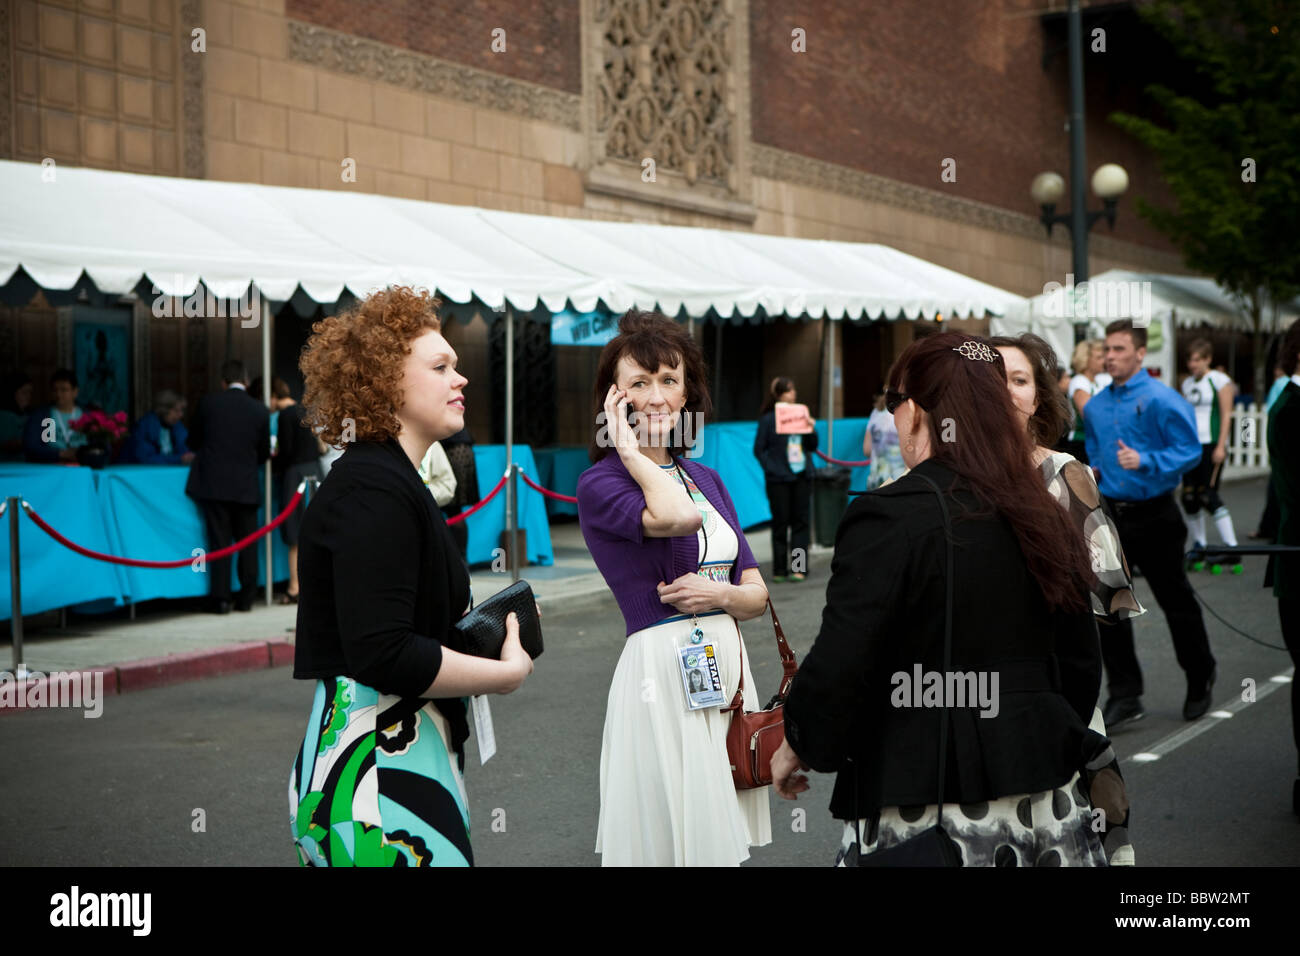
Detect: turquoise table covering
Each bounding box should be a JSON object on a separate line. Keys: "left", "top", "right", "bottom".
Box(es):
{"left": 95, "top": 465, "right": 291, "bottom": 606}
{"left": 0, "top": 463, "right": 292, "bottom": 620}
{"left": 447, "top": 444, "right": 554, "bottom": 568}
{"left": 529, "top": 446, "right": 587, "bottom": 517}
{"left": 681, "top": 418, "right": 873, "bottom": 528}
{"left": 4, "top": 428, "right": 883, "bottom": 619}
{"left": 0, "top": 464, "right": 124, "bottom": 619}
{"left": 818, "top": 418, "right": 873, "bottom": 493}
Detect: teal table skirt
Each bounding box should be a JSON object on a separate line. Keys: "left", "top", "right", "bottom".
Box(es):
{"left": 529, "top": 446, "right": 588, "bottom": 518}
{"left": 0, "top": 462, "right": 289, "bottom": 620}
{"left": 2, "top": 443, "right": 557, "bottom": 620}
{"left": 451, "top": 445, "right": 554, "bottom": 568}
{"left": 681, "top": 418, "right": 873, "bottom": 529}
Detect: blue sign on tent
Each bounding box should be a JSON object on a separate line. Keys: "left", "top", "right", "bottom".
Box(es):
{"left": 550, "top": 309, "right": 619, "bottom": 347}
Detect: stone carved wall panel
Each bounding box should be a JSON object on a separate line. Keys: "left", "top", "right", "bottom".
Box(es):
{"left": 584, "top": 0, "right": 754, "bottom": 221}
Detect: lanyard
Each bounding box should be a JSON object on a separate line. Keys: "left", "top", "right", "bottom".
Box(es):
{"left": 671, "top": 459, "right": 709, "bottom": 643}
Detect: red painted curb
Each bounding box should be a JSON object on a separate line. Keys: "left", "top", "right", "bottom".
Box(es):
{"left": 268, "top": 640, "right": 296, "bottom": 667}
{"left": 116, "top": 642, "right": 271, "bottom": 693}
{"left": 2, "top": 637, "right": 297, "bottom": 712}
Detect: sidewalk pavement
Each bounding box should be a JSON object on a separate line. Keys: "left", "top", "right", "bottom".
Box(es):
{"left": 1, "top": 517, "right": 827, "bottom": 708}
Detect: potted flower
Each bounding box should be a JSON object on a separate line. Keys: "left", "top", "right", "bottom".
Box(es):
{"left": 70, "top": 409, "right": 128, "bottom": 468}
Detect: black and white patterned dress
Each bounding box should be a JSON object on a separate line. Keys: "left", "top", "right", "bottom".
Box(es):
{"left": 836, "top": 779, "right": 1107, "bottom": 867}
{"left": 837, "top": 453, "right": 1129, "bottom": 868}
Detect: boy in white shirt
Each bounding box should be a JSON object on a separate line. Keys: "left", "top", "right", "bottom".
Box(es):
{"left": 1180, "top": 339, "right": 1240, "bottom": 572}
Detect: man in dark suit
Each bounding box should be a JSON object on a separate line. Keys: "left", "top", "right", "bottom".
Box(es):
{"left": 186, "top": 359, "right": 270, "bottom": 613}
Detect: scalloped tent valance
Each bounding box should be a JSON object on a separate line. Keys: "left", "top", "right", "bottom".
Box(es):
{"left": 0, "top": 160, "right": 1023, "bottom": 323}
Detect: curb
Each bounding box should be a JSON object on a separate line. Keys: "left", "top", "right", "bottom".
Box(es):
{"left": 0, "top": 638, "right": 295, "bottom": 715}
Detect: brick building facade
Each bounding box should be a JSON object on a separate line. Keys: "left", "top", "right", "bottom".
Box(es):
{"left": 1, "top": 0, "right": 1187, "bottom": 446}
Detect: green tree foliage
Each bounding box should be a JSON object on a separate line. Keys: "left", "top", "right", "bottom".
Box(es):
{"left": 1110, "top": 0, "right": 1300, "bottom": 396}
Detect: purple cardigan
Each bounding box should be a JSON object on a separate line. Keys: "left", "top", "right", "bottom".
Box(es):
{"left": 576, "top": 452, "right": 759, "bottom": 636}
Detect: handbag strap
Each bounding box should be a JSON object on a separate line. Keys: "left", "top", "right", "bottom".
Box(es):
{"left": 913, "top": 472, "right": 953, "bottom": 830}
{"left": 722, "top": 597, "right": 798, "bottom": 713}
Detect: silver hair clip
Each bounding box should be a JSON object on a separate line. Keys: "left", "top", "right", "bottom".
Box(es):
{"left": 953, "top": 341, "right": 998, "bottom": 363}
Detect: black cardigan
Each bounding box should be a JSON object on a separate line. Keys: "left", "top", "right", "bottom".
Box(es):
{"left": 783, "top": 458, "right": 1102, "bottom": 819}
{"left": 753, "top": 409, "right": 820, "bottom": 483}
{"left": 292, "top": 437, "right": 473, "bottom": 759}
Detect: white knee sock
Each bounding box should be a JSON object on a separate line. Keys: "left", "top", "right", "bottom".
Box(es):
{"left": 1187, "top": 511, "right": 1207, "bottom": 547}
{"left": 1213, "top": 507, "right": 1238, "bottom": 547}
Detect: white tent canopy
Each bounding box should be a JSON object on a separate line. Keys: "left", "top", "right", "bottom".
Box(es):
{"left": 0, "top": 160, "right": 1022, "bottom": 321}
{"left": 991, "top": 269, "right": 1297, "bottom": 378}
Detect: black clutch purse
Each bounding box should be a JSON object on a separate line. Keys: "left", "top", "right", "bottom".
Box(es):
{"left": 453, "top": 580, "right": 544, "bottom": 661}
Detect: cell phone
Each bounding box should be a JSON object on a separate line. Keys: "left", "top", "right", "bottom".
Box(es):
{"left": 625, "top": 402, "right": 635, "bottom": 424}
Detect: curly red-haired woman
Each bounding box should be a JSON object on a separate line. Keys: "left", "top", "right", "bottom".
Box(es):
{"left": 288, "top": 286, "right": 533, "bottom": 867}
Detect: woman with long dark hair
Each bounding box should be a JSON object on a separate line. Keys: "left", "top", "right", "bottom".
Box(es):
{"left": 753, "top": 377, "right": 818, "bottom": 581}
{"left": 770, "top": 332, "right": 1107, "bottom": 866}
{"left": 577, "top": 311, "right": 772, "bottom": 866}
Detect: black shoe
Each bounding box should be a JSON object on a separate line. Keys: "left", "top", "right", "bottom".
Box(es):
{"left": 209, "top": 600, "right": 232, "bottom": 615}
{"left": 1183, "top": 667, "right": 1216, "bottom": 721}
{"left": 234, "top": 602, "right": 253, "bottom": 613}
{"left": 1102, "top": 696, "right": 1145, "bottom": 729}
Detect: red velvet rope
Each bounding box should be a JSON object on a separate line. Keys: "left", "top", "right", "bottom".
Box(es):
{"left": 22, "top": 491, "right": 304, "bottom": 568}
{"left": 813, "top": 449, "right": 871, "bottom": 467}
{"left": 445, "top": 472, "right": 509, "bottom": 525}
{"left": 517, "top": 469, "right": 578, "bottom": 503}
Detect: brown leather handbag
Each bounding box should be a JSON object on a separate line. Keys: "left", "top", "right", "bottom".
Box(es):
{"left": 722, "top": 598, "right": 798, "bottom": 790}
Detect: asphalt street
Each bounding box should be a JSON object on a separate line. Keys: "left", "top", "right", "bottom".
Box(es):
{"left": 1, "top": 477, "right": 1295, "bottom": 866}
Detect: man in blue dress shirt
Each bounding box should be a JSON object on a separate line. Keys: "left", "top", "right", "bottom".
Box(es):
{"left": 1085, "top": 319, "right": 1216, "bottom": 726}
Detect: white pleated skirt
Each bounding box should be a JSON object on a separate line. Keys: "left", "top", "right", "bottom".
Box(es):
{"left": 595, "top": 609, "right": 773, "bottom": 866}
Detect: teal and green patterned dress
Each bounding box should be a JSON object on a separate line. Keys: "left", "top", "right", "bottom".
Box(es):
{"left": 289, "top": 676, "right": 472, "bottom": 866}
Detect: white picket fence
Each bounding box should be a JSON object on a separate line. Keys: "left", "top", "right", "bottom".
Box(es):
{"left": 1223, "top": 403, "right": 1270, "bottom": 480}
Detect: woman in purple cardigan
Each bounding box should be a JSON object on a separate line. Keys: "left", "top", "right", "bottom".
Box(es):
{"left": 576, "top": 311, "right": 773, "bottom": 866}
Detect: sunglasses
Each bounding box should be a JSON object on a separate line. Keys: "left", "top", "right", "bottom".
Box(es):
{"left": 884, "top": 389, "right": 911, "bottom": 414}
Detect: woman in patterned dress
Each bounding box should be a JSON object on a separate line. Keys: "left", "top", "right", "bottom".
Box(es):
{"left": 577, "top": 311, "right": 772, "bottom": 866}
{"left": 289, "top": 286, "right": 534, "bottom": 867}
{"left": 863, "top": 393, "right": 905, "bottom": 490}
{"left": 771, "top": 332, "right": 1108, "bottom": 867}
{"left": 992, "top": 332, "right": 1143, "bottom": 865}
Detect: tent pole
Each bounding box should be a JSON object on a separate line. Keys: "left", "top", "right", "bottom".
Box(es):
{"left": 505, "top": 306, "right": 519, "bottom": 582}
{"left": 715, "top": 318, "right": 723, "bottom": 414}
{"left": 826, "top": 316, "right": 835, "bottom": 457}
{"left": 262, "top": 297, "right": 273, "bottom": 607}
{"left": 8, "top": 496, "right": 25, "bottom": 677}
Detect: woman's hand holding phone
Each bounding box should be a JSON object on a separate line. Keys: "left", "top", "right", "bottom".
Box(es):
{"left": 603, "top": 384, "right": 641, "bottom": 458}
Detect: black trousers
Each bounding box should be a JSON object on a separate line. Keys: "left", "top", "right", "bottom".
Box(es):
{"left": 201, "top": 499, "right": 259, "bottom": 606}
{"left": 1280, "top": 597, "right": 1300, "bottom": 775}
{"left": 766, "top": 474, "right": 810, "bottom": 576}
{"left": 1181, "top": 444, "right": 1225, "bottom": 515}
{"left": 1100, "top": 492, "right": 1216, "bottom": 699}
